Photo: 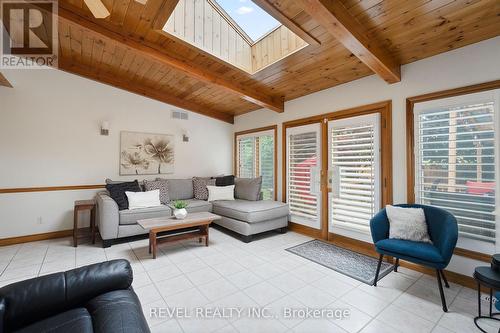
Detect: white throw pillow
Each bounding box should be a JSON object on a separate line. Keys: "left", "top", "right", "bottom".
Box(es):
{"left": 386, "top": 205, "right": 431, "bottom": 243}
{"left": 207, "top": 185, "right": 235, "bottom": 202}
{"left": 126, "top": 190, "right": 162, "bottom": 210}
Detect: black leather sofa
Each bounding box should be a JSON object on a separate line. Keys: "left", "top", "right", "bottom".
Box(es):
{"left": 0, "top": 259, "right": 150, "bottom": 333}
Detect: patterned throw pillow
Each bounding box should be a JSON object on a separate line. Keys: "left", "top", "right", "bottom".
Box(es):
{"left": 105, "top": 180, "right": 142, "bottom": 210}
{"left": 193, "top": 177, "right": 216, "bottom": 200}
{"left": 144, "top": 179, "right": 170, "bottom": 204}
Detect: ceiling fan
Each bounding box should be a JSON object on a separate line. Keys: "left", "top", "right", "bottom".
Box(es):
{"left": 83, "top": 0, "right": 147, "bottom": 19}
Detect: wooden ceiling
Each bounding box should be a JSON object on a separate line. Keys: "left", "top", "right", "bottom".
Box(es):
{"left": 53, "top": 0, "right": 499, "bottom": 123}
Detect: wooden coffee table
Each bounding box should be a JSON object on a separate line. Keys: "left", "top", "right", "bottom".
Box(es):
{"left": 137, "top": 212, "right": 220, "bottom": 259}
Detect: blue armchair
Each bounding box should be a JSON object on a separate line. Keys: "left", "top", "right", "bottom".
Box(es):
{"left": 370, "top": 204, "right": 458, "bottom": 312}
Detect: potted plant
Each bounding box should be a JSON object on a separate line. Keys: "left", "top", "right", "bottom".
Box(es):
{"left": 171, "top": 200, "right": 188, "bottom": 219}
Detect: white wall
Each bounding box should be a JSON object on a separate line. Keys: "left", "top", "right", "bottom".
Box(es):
{"left": 234, "top": 36, "right": 500, "bottom": 276}
{"left": 0, "top": 68, "right": 233, "bottom": 237}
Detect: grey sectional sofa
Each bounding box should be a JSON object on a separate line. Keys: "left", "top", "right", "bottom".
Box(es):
{"left": 96, "top": 178, "right": 289, "bottom": 247}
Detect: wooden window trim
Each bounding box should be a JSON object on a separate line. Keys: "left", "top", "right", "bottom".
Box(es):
{"left": 406, "top": 80, "right": 500, "bottom": 262}
{"left": 234, "top": 125, "right": 278, "bottom": 200}
{"left": 282, "top": 100, "right": 393, "bottom": 240}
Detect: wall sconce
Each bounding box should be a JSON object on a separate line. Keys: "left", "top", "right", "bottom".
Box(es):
{"left": 182, "top": 129, "right": 190, "bottom": 142}
{"left": 100, "top": 121, "right": 109, "bottom": 136}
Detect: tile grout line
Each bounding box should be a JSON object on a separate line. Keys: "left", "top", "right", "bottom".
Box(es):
{"left": 0, "top": 245, "right": 22, "bottom": 277}
{"left": 137, "top": 241, "right": 187, "bottom": 333}
{"left": 36, "top": 244, "right": 50, "bottom": 277}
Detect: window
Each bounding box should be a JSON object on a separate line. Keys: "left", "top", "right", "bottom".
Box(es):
{"left": 413, "top": 89, "right": 499, "bottom": 253}
{"left": 329, "top": 114, "right": 381, "bottom": 234}
{"left": 235, "top": 126, "right": 276, "bottom": 200}
{"left": 213, "top": 0, "right": 280, "bottom": 42}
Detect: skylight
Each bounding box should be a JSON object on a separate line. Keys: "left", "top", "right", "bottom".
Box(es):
{"left": 213, "top": 0, "right": 281, "bottom": 43}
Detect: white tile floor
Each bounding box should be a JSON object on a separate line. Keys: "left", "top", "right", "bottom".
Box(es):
{"left": 0, "top": 229, "right": 499, "bottom": 333}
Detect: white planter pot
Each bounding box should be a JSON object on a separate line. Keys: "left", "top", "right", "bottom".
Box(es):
{"left": 173, "top": 208, "right": 187, "bottom": 219}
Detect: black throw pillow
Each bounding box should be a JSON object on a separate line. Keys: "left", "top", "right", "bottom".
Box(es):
{"left": 215, "top": 175, "right": 235, "bottom": 186}
{"left": 106, "top": 180, "right": 142, "bottom": 210}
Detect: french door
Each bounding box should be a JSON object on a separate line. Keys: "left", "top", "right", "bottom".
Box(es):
{"left": 284, "top": 102, "right": 390, "bottom": 241}
{"left": 286, "top": 123, "right": 322, "bottom": 229}
{"left": 328, "top": 114, "right": 382, "bottom": 241}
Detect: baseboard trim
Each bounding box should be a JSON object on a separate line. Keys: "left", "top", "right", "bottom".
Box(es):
{"left": 0, "top": 230, "right": 73, "bottom": 246}
{"left": 288, "top": 222, "right": 322, "bottom": 239}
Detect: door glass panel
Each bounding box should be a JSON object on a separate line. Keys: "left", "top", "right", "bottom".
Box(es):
{"left": 329, "top": 114, "right": 381, "bottom": 234}
{"left": 287, "top": 124, "right": 321, "bottom": 229}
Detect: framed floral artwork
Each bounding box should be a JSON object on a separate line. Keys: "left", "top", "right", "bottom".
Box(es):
{"left": 120, "top": 131, "right": 175, "bottom": 175}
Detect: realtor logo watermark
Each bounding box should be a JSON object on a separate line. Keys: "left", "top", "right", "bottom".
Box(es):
{"left": 150, "top": 306, "right": 351, "bottom": 321}
{"left": 1, "top": 0, "right": 58, "bottom": 69}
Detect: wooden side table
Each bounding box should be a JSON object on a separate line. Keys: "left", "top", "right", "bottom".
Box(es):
{"left": 73, "top": 199, "right": 96, "bottom": 247}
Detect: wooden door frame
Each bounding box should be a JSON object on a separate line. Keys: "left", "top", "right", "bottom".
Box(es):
{"left": 234, "top": 125, "right": 278, "bottom": 200}
{"left": 282, "top": 100, "right": 393, "bottom": 241}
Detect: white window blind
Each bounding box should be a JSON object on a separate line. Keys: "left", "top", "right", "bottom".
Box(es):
{"left": 329, "top": 114, "right": 381, "bottom": 233}
{"left": 236, "top": 130, "right": 275, "bottom": 199}
{"left": 238, "top": 137, "right": 255, "bottom": 178}
{"left": 414, "top": 91, "right": 498, "bottom": 250}
{"left": 259, "top": 136, "right": 274, "bottom": 200}
{"left": 288, "top": 131, "right": 320, "bottom": 222}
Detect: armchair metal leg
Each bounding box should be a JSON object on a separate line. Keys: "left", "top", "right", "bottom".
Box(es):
{"left": 436, "top": 269, "right": 448, "bottom": 312}
{"left": 394, "top": 258, "right": 399, "bottom": 272}
{"left": 440, "top": 269, "right": 450, "bottom": 288}
{"left": 373, "top": 254, "right": 383, "bottom": 286}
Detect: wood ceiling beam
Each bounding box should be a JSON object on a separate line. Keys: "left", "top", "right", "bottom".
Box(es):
{"left": 252, "top": 0, "right": 321, "bottom": 46}
{"left": 59, "top": 60, "right": 235, "bottom": 124}
{"left": 56, "top": 7, "right": 284, "bottom": 112}
{"left": 152, "top": 0, "right": 180, "bottom": 30}
{"left": 297, "top": 0, "right": 401, "bottom": 83}
{"left": 0, "top": 72, "right": 13, "bottom": 88}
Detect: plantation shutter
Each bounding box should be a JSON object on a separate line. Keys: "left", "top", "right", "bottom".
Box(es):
{"left": 414, "top": 92, "right": 498, "bottom": 248}
{"left": 259, "top": 135, "right": 274, "bottom": 200}
{"left": 236, "top": 130, "right": 275, "bottom": 199}
{"left": 329, "top": 114, "right": 381, "bottom": 233}
{"left": 287, "top": 128, "right": 321, "bottom": 225}
{"left": 238, "top": 137, "right": 255, "bottom": 178}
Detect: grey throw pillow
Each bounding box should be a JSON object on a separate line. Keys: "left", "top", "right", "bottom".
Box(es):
{"left": 193, "top": 177, "right": 216, "bottom": 200}
{"left": 386, "top": 205, "right": 431, "bottom": 243}
{"left": 144, "top": 179, "right": 170, "bottom": 204}
{"left": 234, "top": 177, "right": 262, "bottom": 201}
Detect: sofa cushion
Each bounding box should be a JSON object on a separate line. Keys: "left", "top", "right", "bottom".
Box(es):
{"left": 106, "top": 180, "right": 142, "bottom": 210}
{"left": 212, "top": 200, "right": 289, "bottom": 223}
{"left": 13, "top": 308, "right": 93, "bottom": 333}
{"left": 376, "top": 238, "right": 444, "bottom": 264}
{"left": 234, "top": 177, "right": 262, "bottom": 201}
{"left": 185, "top": 199, "right": 212, "bottom": 213}
{"left": 119, "top": 205, "right": 171, "bottom": 225}
{"left": 161, "top": 179, "right": 194, "bottom": 200}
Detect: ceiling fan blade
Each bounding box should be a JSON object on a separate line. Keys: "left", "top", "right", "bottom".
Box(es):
{"left": 83, "top": 0, "right": 110, "bottom": 19}
{"left": 134, "top": 0, "right": 147, "bottom": 4}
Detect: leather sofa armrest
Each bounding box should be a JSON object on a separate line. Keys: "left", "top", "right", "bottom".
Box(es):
{"left": 96, "top": 192, "right": 120, "bottom": 240}
{"left": 0, "top": 260, "right": 132, "bottom": 332}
